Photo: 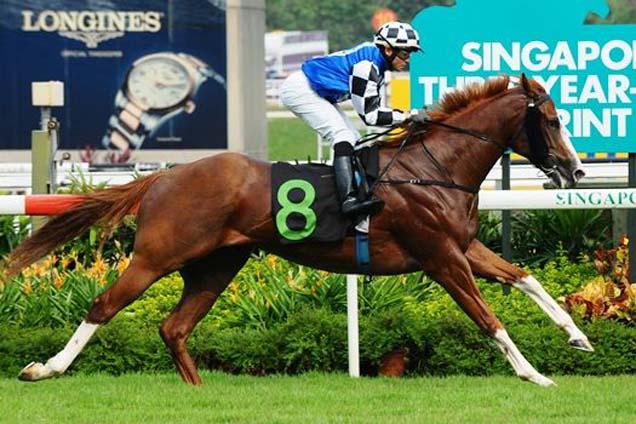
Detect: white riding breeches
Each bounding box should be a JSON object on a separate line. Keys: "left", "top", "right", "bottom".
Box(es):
{"left": 280, "top": 71, "right": 361, "bottom": 146}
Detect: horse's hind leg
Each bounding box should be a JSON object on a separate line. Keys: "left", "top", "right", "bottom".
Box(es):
{"left": 466, "top": 239, "right": 593, "bottom": 352}
{"left": 19, "top": 256, "right": 164, "bottom": 381}
{"left": 423, "top": 244, "right": 554, "bottom": 386}
{"left": 160, "top": 246, "right": 252, "bottom": 385}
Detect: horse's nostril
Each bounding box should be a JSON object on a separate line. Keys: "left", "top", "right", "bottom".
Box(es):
{"left": 574, "top": 169, "right": 586, "bottom": 181}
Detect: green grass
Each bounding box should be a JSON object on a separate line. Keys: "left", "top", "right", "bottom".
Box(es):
{"left": 268, "top": 118, "right": 329, "bottom": 162}
{"left": 1, "top": 372, "right": 635, "bottom": 423}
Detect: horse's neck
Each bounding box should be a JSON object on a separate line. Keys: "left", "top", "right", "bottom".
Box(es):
{"left": 424, "top": 93, "right": 523, "bottom": 189}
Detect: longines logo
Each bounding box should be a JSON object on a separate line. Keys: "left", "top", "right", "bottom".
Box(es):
{"left": 21, "top": 10, "right": 163, "bottom": 48}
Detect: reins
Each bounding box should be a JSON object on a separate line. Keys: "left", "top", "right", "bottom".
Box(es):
{"left": 420, "top": 120, "right": 508, "bottom": 152}
{"left": 369, "top": 118, "right": 499, "bottom": 195}
{"left": 366, "top": 90, "right": 552, "bottom": 196}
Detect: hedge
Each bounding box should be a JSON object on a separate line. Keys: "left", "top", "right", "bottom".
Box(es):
{"left": 2, "top": 307, "right": 635, "bottom": 379}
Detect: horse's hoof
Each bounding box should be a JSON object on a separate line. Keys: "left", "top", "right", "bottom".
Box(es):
{"left": 569, "top": 338, "right": 594, "bottom": 352}
{"left": 525, "top": 373, "right": 556, "bottom": 387}
{"left": 18, "top": 362, "right": 53, "bottom": 381}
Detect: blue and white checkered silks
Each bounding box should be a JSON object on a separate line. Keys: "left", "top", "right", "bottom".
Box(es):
{"left": 349, "top": 61, "right": 405, "bottom": 126}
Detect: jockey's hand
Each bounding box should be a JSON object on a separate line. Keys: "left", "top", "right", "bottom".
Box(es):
{"left": 408, "top": 108, "right": 430, "bottom": 124}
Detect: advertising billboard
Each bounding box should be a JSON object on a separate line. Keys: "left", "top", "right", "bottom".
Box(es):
{"left": 0, "top": 0, "right": 227, "bottom": 162}
{"left": 410, "top": 0, "right": 636, "bottom": 154}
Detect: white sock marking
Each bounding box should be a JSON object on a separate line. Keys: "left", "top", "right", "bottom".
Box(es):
{"left": 493, "top": 329, "right": 554, "bottom": 386}
{"left": 46, "top": 321, "right": 100, "bottom": 373}
{"left": 514, "top": 276, "right": 587, "bottom": 342}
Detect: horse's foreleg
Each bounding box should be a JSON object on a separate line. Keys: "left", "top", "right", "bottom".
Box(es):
{"left": 160, "top": 247, "right": 252, "bottom": 385}
{"left": 466, "top": 240, "right": 593, "bottom": 352}
{"left": 18, "top": 320, "right": 99, "bottom": 381}
{"left": 19, "top": 256, "right": 163, "bottom": 381}
{"left": 425, "top": 245, "right": 554, "bottom": 386}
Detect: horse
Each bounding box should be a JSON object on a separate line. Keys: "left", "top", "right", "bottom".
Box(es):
{"left": 5, "top": 74, "right": 591, "bottom": 387}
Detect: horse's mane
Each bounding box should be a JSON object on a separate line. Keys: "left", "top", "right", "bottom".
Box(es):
{"left": 380, "top": 75, "right": 511, "bottom": 147}
{"left": 427, "top": 75, "right": 511, "bottom": 121}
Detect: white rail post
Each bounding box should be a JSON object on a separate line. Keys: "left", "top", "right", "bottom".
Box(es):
{"left": 31, "top": 81, "right": 64, "bottom": 231}
{"left": 346, "top": 274, "right": 360, "bottom": 377}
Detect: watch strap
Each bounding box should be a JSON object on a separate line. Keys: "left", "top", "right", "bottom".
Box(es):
{"left": 102, "top": 53, "right": 224, "bottom": 151}
{"left": 102, "top": 90, "right": 150, "bottom": 150}
{"left": 179, "top": 53, "right": 226, "bottom": 89}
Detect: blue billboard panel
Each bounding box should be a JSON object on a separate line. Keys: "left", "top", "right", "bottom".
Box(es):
{"left": 0, "top": 0, "right": 227, "bottom": 154}
{"left": 411, "top": 0, "right": 636, "bottom": 154}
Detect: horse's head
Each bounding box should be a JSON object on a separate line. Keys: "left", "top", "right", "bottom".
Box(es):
{"left": 509, "top": 74, "right": 585, "bottom": 188}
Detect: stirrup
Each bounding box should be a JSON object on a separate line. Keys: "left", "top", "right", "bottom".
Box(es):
{"left": 341, "top": 196, "right": 384, "bottom": 216}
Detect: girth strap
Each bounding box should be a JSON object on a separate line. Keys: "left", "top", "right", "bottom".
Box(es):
{"left": 355, "top": 231, "right": 371, "bottom": 274}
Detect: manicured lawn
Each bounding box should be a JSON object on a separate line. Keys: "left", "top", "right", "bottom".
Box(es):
{"left": 1, "top": 372, "right": 634, "bottom": 423}
{"left": 268, "top": 117, "right": 322, "bottom": 161}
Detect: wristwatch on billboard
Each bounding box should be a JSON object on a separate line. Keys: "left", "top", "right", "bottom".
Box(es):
{"left": 102, "top": 52, "right": 226, "bottom": 151}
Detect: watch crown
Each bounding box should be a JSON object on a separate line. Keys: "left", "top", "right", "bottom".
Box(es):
{"left": 184, "top": 100, "right": 196, "bottom": 114}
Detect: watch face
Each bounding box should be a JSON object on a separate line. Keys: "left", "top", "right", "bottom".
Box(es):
{"left": 126, "top": 56, "right": 193, "bottom": 110}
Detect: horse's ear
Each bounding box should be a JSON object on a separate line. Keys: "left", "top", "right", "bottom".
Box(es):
{"left": 520, "top": 73, "right": 531, "bottom": 93}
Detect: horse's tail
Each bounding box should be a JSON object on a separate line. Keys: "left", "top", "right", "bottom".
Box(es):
{"left": 4, "top": 172, "right": 165, "bottom": 278}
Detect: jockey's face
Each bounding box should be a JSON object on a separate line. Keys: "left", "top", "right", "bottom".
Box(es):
{"left": 384, "top": 47, "right": 411, "bottom": 71}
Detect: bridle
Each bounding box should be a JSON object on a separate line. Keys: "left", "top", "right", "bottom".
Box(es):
{"left": 373, "top": 89, "right": 554, "bottom": 195}
{"left": 508, "top": 91, "right": 552, "bottom": 160}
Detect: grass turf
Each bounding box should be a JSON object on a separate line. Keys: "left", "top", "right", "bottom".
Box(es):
{"left": 268, "top": 117, "right": 322, "bottom": 162}
{"left": 1, "top": 372, "right": 634, "bottom": 423}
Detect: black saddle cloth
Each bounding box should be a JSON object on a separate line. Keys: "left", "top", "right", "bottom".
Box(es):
{"left": 271, "top": 146, "right": 379, "bottom": 244}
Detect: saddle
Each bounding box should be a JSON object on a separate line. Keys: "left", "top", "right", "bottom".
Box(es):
{"left": 271, "top": 146, "right": 380, "bottom": 244}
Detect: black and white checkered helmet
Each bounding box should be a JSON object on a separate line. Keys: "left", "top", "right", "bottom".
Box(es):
{"left": 374, "top": 21, "right": 420, "bottom": 51}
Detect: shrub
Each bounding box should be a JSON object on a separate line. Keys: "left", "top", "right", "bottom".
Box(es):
{"left": 418, "top": 312, "right": 506, "bottom": 376}
{"left": 4, "top": 308, "right": 636, "bottom": 378}
{"left": 277, "top": 308, "right": 348, "bottom": 373}
{"left": 2, "top": 249, "right": 632, "bottom": 378}
{"left": 0, "top": 216, "right": 30, "bottom": 259}
{"left": 192, "top": 308, "right": 348, "bottom": 375}
{"left": 563, "top": 237, "right": 636, "bottom": 322}
{"left": 476, "top": 211, "right": 502, "bottom": 252}
{"left": 511, "top": 209, "right": 612, "bottom": 266}
{"left": 0, "top": 325, "right": 71, "bottom": 377}
{"left": 211, "top": 253, "right": 434, "bottom": 329}
{"left": 193, "top": 324, "right": 283, "bottom": 375}
{"left": 359, "top": 306, "right": 422, "bottom": 371}
{"left": 0, "top": 252, "right": 127, "bottom": 327}
{"left": 73, "top": 316, "right": 174, "bottom": 375}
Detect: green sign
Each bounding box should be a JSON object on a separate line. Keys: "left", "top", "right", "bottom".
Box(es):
{"left": 411, "top": 0, "right": 636, "bottom": 153}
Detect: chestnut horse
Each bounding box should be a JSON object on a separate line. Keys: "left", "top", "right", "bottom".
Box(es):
{"left": 6, "top": 74, "right": 591, "bottom": 387}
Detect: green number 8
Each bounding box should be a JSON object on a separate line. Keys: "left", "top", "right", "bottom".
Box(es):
{"left": 276, "top": 179, "right": 317, "bottom": 241}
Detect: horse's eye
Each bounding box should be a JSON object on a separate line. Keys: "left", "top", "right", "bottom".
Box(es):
{"left": 547, "top": 119, "right": 560, "bottom": 130}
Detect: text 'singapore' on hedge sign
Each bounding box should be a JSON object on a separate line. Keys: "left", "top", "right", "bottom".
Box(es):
{"left": 410, "top": 0, "right": 636, "bottom": 153}
{"left": 478, "top": 189, "right": 636, "bottom": 210}
{"left": 555, "top": 190, "right": 636, "bottom": 207}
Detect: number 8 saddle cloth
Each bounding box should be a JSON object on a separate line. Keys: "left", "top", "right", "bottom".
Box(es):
{"left": 271, "top": 146, "right": 379, "bottom": 244}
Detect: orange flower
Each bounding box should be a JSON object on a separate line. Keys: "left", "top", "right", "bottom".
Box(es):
{"left": 266, "top": 255, "right": 278, "bottom": 269}
{"left": 53, "top": 269, "right": 64, "bottom": 290}
{"left": 115, "top": 256, "right": 131, "bottom": 275}
{"left": 60, "top": 257, "right": 71, "bottom": 271}
{"left": 88, "top": 253, "right": 107, "bottom": 279}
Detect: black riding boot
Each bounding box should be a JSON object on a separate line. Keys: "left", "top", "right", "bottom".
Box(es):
{"left": 333, "top": 142, "right": 384, "bottom": 216}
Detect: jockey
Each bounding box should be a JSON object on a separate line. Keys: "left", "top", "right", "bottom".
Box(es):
{"left": 280, "top": 21, "right": 425, "bottom": 216}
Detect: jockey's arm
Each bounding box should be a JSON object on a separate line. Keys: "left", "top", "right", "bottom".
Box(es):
{"left": 350, "top": 60, "right": 408, "bottom": 126}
